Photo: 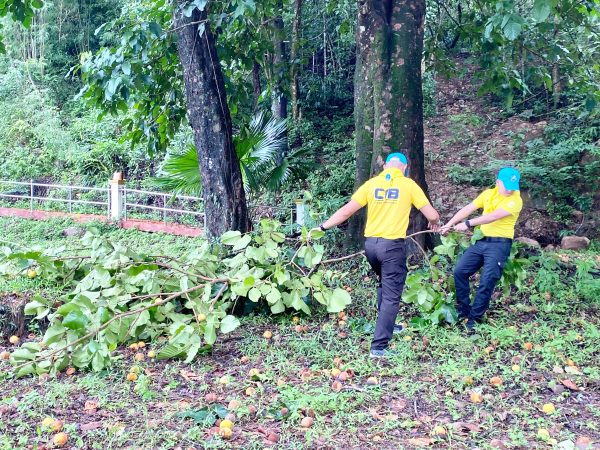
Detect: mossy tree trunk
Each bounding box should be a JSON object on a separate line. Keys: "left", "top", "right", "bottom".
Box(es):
{"left": 290, "top": 0, "right": 303, "bottom": 120}
{"left": 349, "top": 0, "right": 431, "bottom": 250}
{"left": 174, "top": 2, "right": 250, "bottom": 237}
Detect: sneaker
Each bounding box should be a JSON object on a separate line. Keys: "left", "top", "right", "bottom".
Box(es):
{"left": 465, "top": 319, "right": 476, "bottom": 335}
{"left": 369, "top": 349, "right": 386, "bottom": 359}
{"left": 393, "top": 324, "right": 406, "bottom": 335}
{"left": 369, "top": 348, "right": 399, "bottom": 359}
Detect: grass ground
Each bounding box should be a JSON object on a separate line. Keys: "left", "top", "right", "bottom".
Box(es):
{"left": 0, "top": 217, "right": 599, "bottom": 450}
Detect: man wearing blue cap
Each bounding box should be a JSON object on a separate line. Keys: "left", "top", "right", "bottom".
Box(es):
{"left": 313, "top": 149, "right": 440, "bottom": 357}
{"left": 440, "top": 167, "right": 523, "bottom": 332}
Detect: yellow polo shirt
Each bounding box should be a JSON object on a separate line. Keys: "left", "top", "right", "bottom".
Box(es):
{"left": 351, "top": 168, "right": 430, "bottom": 239}
{"left": 473, "top": 187, "right": 523, "bottom": 238}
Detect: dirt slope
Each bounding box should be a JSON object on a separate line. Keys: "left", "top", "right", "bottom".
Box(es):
{"left": 423, "top": 65, "right": 558, "bottom": 244}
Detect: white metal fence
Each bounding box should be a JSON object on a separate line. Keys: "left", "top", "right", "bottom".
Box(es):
{"left": 0, "top": 179, "right": 205, "bottom": 225}
{"left": 0, "top": 179, "right": 302, "bottom": 229}
{"left": 0, "top": 180, "right": 110, "bottom": 215}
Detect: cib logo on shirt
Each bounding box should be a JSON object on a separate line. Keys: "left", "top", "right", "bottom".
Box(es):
{"left": 374, "top": 188, "right": 399, "bottom": 200}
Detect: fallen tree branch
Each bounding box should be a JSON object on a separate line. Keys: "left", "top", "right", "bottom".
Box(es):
{"left": 12, "top": 281, "right": 225, "bottom": 373}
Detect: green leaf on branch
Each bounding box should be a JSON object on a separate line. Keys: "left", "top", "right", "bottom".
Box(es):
{"left": 327, "top": 288, "right": 351, "bottom": 313}
{"left": 220, "top": 315, "right": 240, "bottom": 333}
{"left": 62, "top": 310, "right": 89, "bottom": 330}
{"left": 532, "top": 0, "right": 553, "bottom": 22}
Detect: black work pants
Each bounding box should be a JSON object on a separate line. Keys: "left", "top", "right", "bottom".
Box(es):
{"left": 454, "top": 237, "right": 513, "bottom": 321}
{"left": 364, "top": 237, "right": 408, "bottom": 351}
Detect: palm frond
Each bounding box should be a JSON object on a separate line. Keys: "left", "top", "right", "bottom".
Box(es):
{"left": 153, "top": 145, "right": 201, "bottom": 196}
{"left": 154, "top": 111, "right": 311, "bottom": 196}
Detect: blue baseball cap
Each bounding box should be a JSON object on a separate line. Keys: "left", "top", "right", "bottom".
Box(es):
{"left": 385, "top": 152, "right": 408, "bottom": 164}
{"left": 497, "top": 167, "right": 520, "bottom": 191}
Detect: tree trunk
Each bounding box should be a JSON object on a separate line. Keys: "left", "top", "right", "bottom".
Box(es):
{"left": 174, "top": 2, "right": 249, "bottom": 237}
{"left": 271, "top": 0, "right": 288, "bottom": 121}
{"left": 253, "top": 60, "right": 262, "bottom": 113}
{"left": 349, "top": 0, "right": 430, "bottom": 250}
{"left": 290, "top": 0, "right": 303, "bottom": 120}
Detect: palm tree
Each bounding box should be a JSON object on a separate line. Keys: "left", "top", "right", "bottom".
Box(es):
{"left": 154, "top": 112, "right": 311, "bottom": 196}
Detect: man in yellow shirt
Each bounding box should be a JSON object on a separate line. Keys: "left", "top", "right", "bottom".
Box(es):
{"left": 315, "top": 152, "right": 440, "bottom": 357}
{"left": 441, "top": 168, "right": 523, "bottom": 332}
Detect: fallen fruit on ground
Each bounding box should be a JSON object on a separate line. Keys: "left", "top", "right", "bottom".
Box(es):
{"left": 27, "top": 269, "right": 37, "bottom": 279}
{"left": 432, "top": 425, "right": 447, "bottom": 436}
{"left": 300, "top": 417, "right": 314, "bottom": 428}
{"left": 126, "top": 373, "right": 138, "bottom": 382}
{"left": 129, "top": 343, "right": 139, "bottom": 351}
{"left": 463, "top": 376, "right": 474, "bottom": 385}
{"left": 8, "top": 335, "right": 19, "bottom": 345}
{"left": 542, "top": 403, "right": 556, "bottom": 414}
{"left": 292, "top": 316, "right": 299, "bottom": 323}
{"left": 147, "top": 350, "right": 156, "bottom": 358}
{"left": 337, "top": 371, "right": 349, "bottom": 381}
{"left": 219, "top": 419, "right": 234, "bottom": 430}
{"left": 330, "top": 368, "right": 341, "bottom": 378}
{"left": 218, "top": 427, "right": 232, "bottom": 439}
{"left": 205, "top": 393, "right": 217, "bottom": 403}
{"left": 51, "top": 420, "right": 64, "bottom": 432}
{"left": 263, "top": 330, "right": 273, "bottom": 339}
{"left": 42, "top": 417, "right": 55, "bottom": 428}
{"left": 470, "top": 392, "right": 483, "bottom": 403}
{"left": 53, "top": 432, "right": 68, "bottom": 447}
{"left": 366, "top": 376, "right": 378, "bottom": 385}
{"left": 489, "top": 376, "right": 503, "bottom": 387}
{"left": 537, "top": 428, "right": 550, "bottom": 440}
{"left": 245, "top": 387, "right": 256, "bottom": 396}
{"left": 511, "top": 364, "right": 520, "bottom": 372}
{"left": 197, "top": 313, "right": 207, "bottom": 321}
{"left": 129, "top": 365, "right": 141, "bottom": 374}
{"left": 523, "top": 342, "right": 533, "bottom": 350}
{"left": 0, "top": 351, "right": 9, "bottom": 360}
{"left": 228, "top": 399, "right": 240, "bottom": 410}
{"left": 295, "top": 324, "right": 303, "bottom": 333}
{"left": 134, "top": 352, "right": 145, "bottom": 361}
{"left": 331, "top": 381, "right": 343, "bottom": 392}
{"left": 219, "top": 375, "right": 230, "bottom": 385}
{"left": 137, "top": 341, "right": 145, "bottom": 348}
{"left": 248, "top": 368, "right": 260, "bottom": 377}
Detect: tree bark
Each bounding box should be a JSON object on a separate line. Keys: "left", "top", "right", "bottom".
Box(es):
{"left": 349, "top": 0, "right": 431, "bottom": 250}
{"left": 174, "top": 2, "right": 250, "bottom": 237}
{"left": 271, "top": 0, "right": 288, "bottom": 121}
{"left": 290, "top": 0, "right": 303, "bottom": 120}
{"left": 253, "top": 60, "right": 262, "bottom": 113}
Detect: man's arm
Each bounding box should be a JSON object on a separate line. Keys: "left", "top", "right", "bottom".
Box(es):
{"left": 320, "top": 200, "right": 363, "bottom": 230}
{"left": 452, "top": 208, "right": 511, "bottom": 231}
{"left": 419, "top": 204, "right": 441, "bottom": 231}
{"left": 441, "top": 202, "right": 479, "bottom": 232}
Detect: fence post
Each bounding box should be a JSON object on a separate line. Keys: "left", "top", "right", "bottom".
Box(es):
{"left": 294, "top": 199, "right": 306, "bottom": 226}
{"left": 30, "top": 179, "right": 33, "bottom": 212}
{"left": 109, "top": 172, "right": 124, "bottom": 222}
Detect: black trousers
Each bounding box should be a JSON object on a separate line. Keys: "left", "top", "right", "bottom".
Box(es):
{"left": 364, "top": 237, "right": 408, "bottom": 351}
{"left": 454, "top": 237, "right": 513, "bottom": 321}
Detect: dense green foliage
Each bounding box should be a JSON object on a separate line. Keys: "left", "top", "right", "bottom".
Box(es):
{"left": 0, "top": 220, "right": 352, "bottom": 375}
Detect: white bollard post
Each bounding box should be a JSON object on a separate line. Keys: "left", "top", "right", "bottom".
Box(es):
{"left": 295, "top": 199, "right": 306, "bottom": 226}
{"left": 109, "top": 172, "right": 124, "bottom": 221}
